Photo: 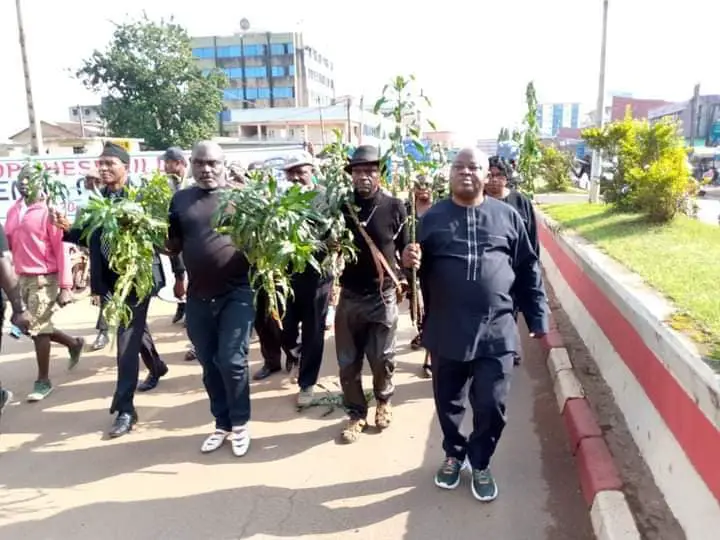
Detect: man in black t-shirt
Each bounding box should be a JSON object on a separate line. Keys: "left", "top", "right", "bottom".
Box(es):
{"left": 0, "top": 223, "right": 32, "bottom": 419}
{"left": 336, "top": 146, "right": 409, "bottom": 444}
{"left": 167, "top": 141, "right": 254, "bottom": 458}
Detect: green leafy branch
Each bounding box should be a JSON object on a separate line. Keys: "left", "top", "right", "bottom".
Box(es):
{"left": 21, "top": 162, "right": 70, "bottom": 207}
{"left": 74, "top": 172, "right": 172, "bottom": 329}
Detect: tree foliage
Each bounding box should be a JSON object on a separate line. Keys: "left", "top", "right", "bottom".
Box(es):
{"left": 517, "top": 82, "right": 541, "bottom": 194}
{"left": 582, "top": 110, "right": 694, "bottom": 222}
{"left": 538, "top": 144, "right": 573, "bottom": 192}
{"left": 77, "top": 15, "right": 225, "bottom": 150}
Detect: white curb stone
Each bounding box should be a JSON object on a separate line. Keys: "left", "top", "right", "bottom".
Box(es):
{"left": 547, "top": 347, "right": 573, "bottom": 382}
{"left": 553, "top": 368, "right": 585, "bottom": 413}
{"left": 590, "top": 490, "right": 642, "bottom": 540}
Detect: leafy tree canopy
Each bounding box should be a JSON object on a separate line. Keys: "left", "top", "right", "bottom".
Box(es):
{"left": 77, "top": 15, "right": 226, "bottom": 150}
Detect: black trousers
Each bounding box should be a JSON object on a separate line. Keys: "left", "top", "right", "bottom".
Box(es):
{"left": 335, "top": 288, "right": 398, "bottom": 419}
{"left": 96, "top": 296, "right": 108, "bottom": 333}
{"left": 432, "top": 354, "right": 513, "bottom": 470}
{"left": 281, "top": 275, "right": 332, "bottom": 389}
{"left": 110, "top": 297, "right": 166, "bottom": 414}
{"left": 253, "top": 291, "right": 283, "bottom": 370}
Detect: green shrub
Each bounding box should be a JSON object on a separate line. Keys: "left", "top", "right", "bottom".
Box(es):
{"left": 538, "top": 145, "right": 573, "bottom": 192}
{"left": 582, "top": 109, "right": 693, "bottom": 222}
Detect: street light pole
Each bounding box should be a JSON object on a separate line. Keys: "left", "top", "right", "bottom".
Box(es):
{"left": 589, "top": 0, "right": 609, "bottom": 203}
{"left": 15, "top": 0, "right": 43, "bottom": 155}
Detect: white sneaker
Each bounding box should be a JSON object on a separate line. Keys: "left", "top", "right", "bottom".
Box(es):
{"left": 230, "top": 425, "right": 250, "bottom": 457}
{"left": 297, "top": 387, "right": 314, "bottom": 408}
{"left": 201, "top": 429, "right": 229, "bottom": 453}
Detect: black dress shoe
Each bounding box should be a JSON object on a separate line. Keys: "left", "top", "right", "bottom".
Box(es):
{"left": 92, "top": 332, "right": 109, "bottom": 351}
{"left": 172, "top": 303, "right": 186, "bottom": 324}
{"left": 109, "top": 411, "right": 137, "bottom": 438}
{"left": 285, "top": 353, "right": 299, "bottom": 373}
{"left": 137, "top": 364, "right": 169, "bottom": 392}
{"left": 253, "top": 365, "right": 281, "bottom": 381}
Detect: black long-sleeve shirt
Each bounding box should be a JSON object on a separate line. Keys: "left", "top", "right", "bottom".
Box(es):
{"left": 418, "top": 197, "right": 548, "bottom": 362}
{"left": 168, "top": 185, "right": 250, "bottom": 300}
{"left": 340, "top": 190, "right": 409, "bottom": 295}
{"left": 501, "top": 190, "right": 539, "bottom": 256}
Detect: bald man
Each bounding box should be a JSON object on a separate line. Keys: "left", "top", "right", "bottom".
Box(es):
{"left": 167, "top": 141, "right": 254, "bottom": 457}
{"left": 402, "top": 147, "right": 548, "bottom": 503}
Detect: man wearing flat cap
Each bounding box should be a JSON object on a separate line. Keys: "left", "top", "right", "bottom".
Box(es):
{"left": 274, "top": 153, "right": 333, "bottom": 407}
{"left": 335, "top": 145, "right": 408, "bottom": 444}
{"left": 54, "top": 141, "right": 169, "bottom": 438}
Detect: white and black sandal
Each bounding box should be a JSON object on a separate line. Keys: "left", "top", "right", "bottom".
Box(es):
{"left": 201, "top": 429, "right": 229, "bottom": 453}
{"left": 230, "top": 425, "right": 251, "bottom": 457}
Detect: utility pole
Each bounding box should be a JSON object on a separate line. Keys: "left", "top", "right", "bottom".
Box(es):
{"left": 689, "top": 83, "right": 700, "bottom": 147}
{"left": 15, "top": 0, "right": 43, "bottom": 155}
{"left": 346, "top": 98, "right": 352, "bottom": 144}
{"left": 77, "top": 105, "right": 87, "bottom": 138}
{"left": 318, "top": 97, "right": 326, "bottom": 146}
{"left": 589, "top": 0, "right": 609, "bottom": 203}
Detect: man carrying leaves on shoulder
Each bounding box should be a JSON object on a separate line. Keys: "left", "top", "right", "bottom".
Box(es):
{"left": 5, "top": 166, "right": 85, "bottom": 403}
{"left": 53, "top": 142, "right": 169, "bottom": 438}
{"left": 166, "top": 141, "right": 254, "bottom": 458}
{"left": 280, "top": 153, "right": 334, "bottom": 408}
{"left": 336, "top": 145, "right": 409, "bottom": 444}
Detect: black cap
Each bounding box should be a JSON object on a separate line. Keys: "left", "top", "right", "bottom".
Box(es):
{"left": 162, "top": 147, "right": 186, "bottom": 163}
{"left": 100, "top": 142, "right": 130, "bottom": 165}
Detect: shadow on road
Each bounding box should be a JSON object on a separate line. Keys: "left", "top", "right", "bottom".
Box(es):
{"left": 0, "top": 306, "right": 592, "bottom": 539}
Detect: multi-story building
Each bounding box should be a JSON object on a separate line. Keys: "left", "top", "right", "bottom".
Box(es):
{"left": 649, "top": 95, "right": 720, "bottom": 146}
{"left": 68, "top": 105, "right": 103, "bottom": 126}
{"left": 225, "top": 103, "right": 392, "bottom": 150}
{"left": 191, "top": 31, "right": 336, "bottom": 116}
{"left": 536, "top": 102, "right": 582, "bottom": 137}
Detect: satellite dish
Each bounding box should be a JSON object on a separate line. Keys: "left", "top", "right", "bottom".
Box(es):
{"left": 239, "top": 18, "right": 250, "bottom": 31}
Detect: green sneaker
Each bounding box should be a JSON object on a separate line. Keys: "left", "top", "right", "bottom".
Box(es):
{"left": 434, "top": 457, "right": 466, "bottom": 490}
{"left": 27, "top": 380, "right": 53, "bottom": 403}
{"left": 471, "top": 468, "right": 499, "bottom": 502}
{"left": 68, "top": 338, "right": 85, "bottom": 371}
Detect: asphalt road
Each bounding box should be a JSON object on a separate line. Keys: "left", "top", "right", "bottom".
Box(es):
{"left": 0, "top": 299, "right": 592, "bottom": 540}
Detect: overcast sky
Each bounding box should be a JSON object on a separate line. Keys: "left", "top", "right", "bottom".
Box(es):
{"left": 1, "top": 0, "right": 718, "bottom": 141}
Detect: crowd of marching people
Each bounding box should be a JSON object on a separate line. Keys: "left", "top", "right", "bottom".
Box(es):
{"left": 0, "top": 140, "right": 547, "bottom": 503}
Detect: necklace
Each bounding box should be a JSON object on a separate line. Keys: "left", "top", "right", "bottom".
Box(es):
{"left": 359, "top": 205, "right": 378, "bottom": 227}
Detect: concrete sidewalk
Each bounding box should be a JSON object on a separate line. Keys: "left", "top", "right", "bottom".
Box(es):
{"left": 0, "top": 298, "right": 592, "bottom": 539}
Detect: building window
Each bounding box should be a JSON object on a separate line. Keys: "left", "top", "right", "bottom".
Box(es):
{"left": 192, "top": 47, "right": 214, "bottom": 59}
{"left": 245, "top": 66, "right": 267, "bottom": 78}
{"left": 246, "top": 88, "right": 258, "bottom": 100}
{"left": 217, "top": 45, "right": 242, "bottom": 58}
{"left": 287, "top": 43, "right": 294, "bottom": 54}
{"left": 243, "top": 44, "right": 265, "bottom": 56}
{"left": 258, "top": 88, "right": 271, "bottom": 99}
{"left": 271, "top": 66, "right": 284, "bottom": 77}
{"left": 270, "top": 44, "right": 285, "bottom": 55}
{"left": 272, "top": 87, "right": 293, "bottom": 99}
{"left": 288, "top": 64, "right": 295, "bottom": 76}
{"left": 223, "top": 88, "right": 243, "bottom": 100}
{"left": 224, "top": 67, "right": 242, "bottom": 79}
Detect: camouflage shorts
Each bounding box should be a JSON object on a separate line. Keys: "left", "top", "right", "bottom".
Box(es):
{"left": 19, "top": 274, "right": 60, "bottom": 336}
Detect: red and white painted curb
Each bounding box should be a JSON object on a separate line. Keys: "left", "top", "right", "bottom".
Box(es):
{"left": 543, "top": 313, "right": 642, "bottom": 540}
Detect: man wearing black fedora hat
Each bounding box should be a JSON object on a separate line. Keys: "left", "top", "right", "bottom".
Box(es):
{"left": 335, "top": 145, "right": 408, "bottom": 444}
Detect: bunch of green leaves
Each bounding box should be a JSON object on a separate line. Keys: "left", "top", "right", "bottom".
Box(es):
{"left": 20, "top": 161, "right": 70, "bottom": 207}
{"left": 538, "top": 144, "right": 573, "bottom": 192}
{"left": 314, "top": 130, "right": 358, "bottom": 274}
{"left": 74, "top": 173, "right": 172, "bottom": 329}
{"left": 215, "top": 171, "right": 324, "bottom": 326}
{"left": 373, "top": 74, "right": 437, "bottom": 195}
{"left": 518, "top": 81, "right": 542, "bottom": 195}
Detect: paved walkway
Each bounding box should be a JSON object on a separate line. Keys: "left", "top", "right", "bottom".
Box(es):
{"left": 0, "top": 298, "right": 593, "bottom": 539}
